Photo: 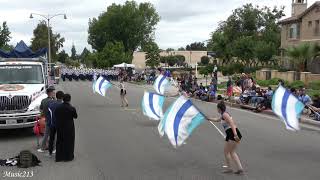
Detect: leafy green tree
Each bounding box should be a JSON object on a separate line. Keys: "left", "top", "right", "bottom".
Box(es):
{"left": 1, "top": 44, "right": 14, "bottom": 52}
{"left": 186, "top": 42, "right": 206, "bottom": 51}
{"left": 312, "top": 43, "right": 320, "bottom": 58}
{"left": 166, "top": 55, "right": 178, "bottom": 66}
{"left": 199, "top": 66, "right": 211, "bottom": 76}
{"left": 88, "top": 0, "right": 160, "bottom": 57}
{"left": 57, "top": 50, "right": 69, "bottom": 63}
{"left": 80, "top": 47, "right": 90, "bottom": 63}
{"left": 207, "top": 31, "right": 232, "bottom": 65}
{"left": 71, "top": 44, "right": 77, "bottom": 60}
{"left": 0, "top": 22, "right": 11, "bottom": 49}
{"left": 97, "top": 41, "right": 131, "bottom": 68}
{"left": 145, "top": 41, "right": 160, "bottom": 68}
{"left": 200, "top": 56, "right": 210, "bottom": 65}
{"left": 86, "top": 52, "right": 99, "bottom": 67}
{"left": 166, "top": 48, "right": 175, "bottom": 52}
{"left": 178, "top": 47, "right": 185, "bottom": 51}
{"left": 208, "top": 4, "right": 284, "bottom": 66}
{"left": 175, "top": 55, "right": 185, "bottom": 66}
{"left": 160, "top": 56, "right": 167, "bottom": 64}
{"left": 287, "top": 43, "right": 313, "bottom": 72}
{"left": 31, "top": 21, "right": 65, "bottom": 61}
{"left": 232, "top": 36, "right": 255, "bottom": 66}
{"left": 254, "top": 41, "right": 275, "bottom": 66}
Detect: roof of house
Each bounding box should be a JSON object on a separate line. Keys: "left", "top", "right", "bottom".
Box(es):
{"left": 278, "top": 1, "right": 320, "bottom": 25}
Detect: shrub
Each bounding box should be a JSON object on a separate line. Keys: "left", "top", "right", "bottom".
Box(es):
{"left": 256, "top": 80, "right": 270, "bottom": 87}
{"left": 269, "top": 78, "right": 281, "bottom": 85}
{"left": 220, "top": 63, "right": 245, "bottom": 76}
{"left": 200, "top": 56, "right": 210, "bottom": 65}
{"left": 290, "top": 80, "right": 305, "bottom": 89}
{"left": 307, "top": 89, "right": 320, "bottom": 99}
{"left": 256, "top": 78, "right": 289, "bottom": 87}
{"left": 308, "top": 80, "right": 320, "bottom": 90}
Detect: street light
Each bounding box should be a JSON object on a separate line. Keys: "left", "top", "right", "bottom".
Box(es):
{"left": 30, "top": 13, "right": 67, "bottom": 64}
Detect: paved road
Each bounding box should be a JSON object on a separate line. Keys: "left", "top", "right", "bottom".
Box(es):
{"left": 1, "top": 81, "right": 320, "bottom": 180}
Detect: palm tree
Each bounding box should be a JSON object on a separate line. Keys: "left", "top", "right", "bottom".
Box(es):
{"left": 286, "top": 43, "right": 313, "bottom": 72}
{"left": 312, "top": 43, "right": 320, "bottom": 58}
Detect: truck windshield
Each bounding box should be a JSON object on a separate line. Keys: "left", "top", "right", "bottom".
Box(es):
{"left": 0, "top": 65, "right": 44, "bottom": 84}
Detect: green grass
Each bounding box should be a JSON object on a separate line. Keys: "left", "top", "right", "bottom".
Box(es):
{"left": 217, "top": 82, "right": 227, "bottom": 89}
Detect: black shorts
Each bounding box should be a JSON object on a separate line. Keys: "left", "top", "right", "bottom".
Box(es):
{"left": 225, "top": 128, "right": 242, "bottom": 142}
{"left": 120, "top": 89, "right": 127, "bottom": 95}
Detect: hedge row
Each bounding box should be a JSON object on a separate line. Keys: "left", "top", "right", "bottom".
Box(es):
{"left": 219, "top": 63, "right": 259, "bottom": 76}
{"left": 256, "top": 79, "right": 320, "bottom": 97}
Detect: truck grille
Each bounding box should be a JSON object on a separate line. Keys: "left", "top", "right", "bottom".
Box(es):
{"left": 0, "top": 96, "right": 31, "bottom": 112}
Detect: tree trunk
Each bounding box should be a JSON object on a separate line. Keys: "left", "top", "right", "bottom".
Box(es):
{"left": 304, "top": 59, "right": 308, "bottom": 72}
{"left": 298, "top": 63, "right": 305, "bottom": 72}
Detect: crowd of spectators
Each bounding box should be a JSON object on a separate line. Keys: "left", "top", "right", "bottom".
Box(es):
{"left": 62, "top": 66, "right": 319, "bottom": 121}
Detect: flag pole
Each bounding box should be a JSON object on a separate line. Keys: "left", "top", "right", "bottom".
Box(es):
{"left": 306, "top": 104, "right": 320, "bottom": 118}
{"left": 189, "top": 98, "right": 225, "bottom": 138}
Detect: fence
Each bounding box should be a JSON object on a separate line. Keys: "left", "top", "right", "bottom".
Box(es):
{"left": 256, "top": 69, "right": 320, "bottom": 84}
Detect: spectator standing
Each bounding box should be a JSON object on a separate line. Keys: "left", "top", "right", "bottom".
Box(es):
{"left": 213, "top": 65, "right": 218, "bottom": 80}
{"left": 212, "top": 77, "right": 217, "bottom": 91}
{"left": 47, "top": 91, "right": 64, "bottom": 156}
{"left": 38, "top": 86, "right": 56, "bottom": 153}
{"left": 226, "top": 77, "right": 233, "bottom": 99}
{"left": 55, "top": 94, "right": 78, "bottom": 162}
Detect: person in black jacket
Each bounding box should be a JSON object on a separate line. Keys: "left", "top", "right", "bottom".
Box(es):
{"left": 54, "top": 94, "right": 78, "bottom": 162}
{"left": 47, "top": 91, "right": 64, "bottom": 156}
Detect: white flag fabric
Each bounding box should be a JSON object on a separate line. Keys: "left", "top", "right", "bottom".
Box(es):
{"left": 94, "top": 76, "right": 112, "bottom": 97}
{"left": 272, "top": 85, "right": 305, "bottom": 131}
{"left": 141, "top": 92, "right": 165, "bottom": 120}
{"left": 159, "top": 96, "right": 205, "bottom": 148}
{"left": 153, "top": 74, "right": 169, "bottom": 95}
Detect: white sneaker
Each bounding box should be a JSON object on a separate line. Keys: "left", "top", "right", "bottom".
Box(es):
{"left": 37, "top": 149, "right": 45, "bottom": 153}
{"left": 52, "top": 150, "right": 56, "bottom": 154}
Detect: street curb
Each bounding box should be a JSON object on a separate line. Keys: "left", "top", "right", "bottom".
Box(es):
{"left": 128, "top": 83, "right": 320, "bottom": 128}
{"left": 225, "top": 101, "right": 320, "bottom": 128}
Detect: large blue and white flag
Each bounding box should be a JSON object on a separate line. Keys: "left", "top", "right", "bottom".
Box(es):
{"left": 141, "top": 92, "right": 165, "bottom": 120}
{"left": 92, "top": 73, "right": 98, "bottom": 93}
{"left": 159, "top": 95, "right": 206, "bottom": 147}
{"left": 153, "top": 74, "right": 170, "bottom": 95}
{"left": 92, "top": 80, "right": 96, "bottom": 94}
{"left": 94, "top": 76, "right": 112, "bottom": 97}
{"left": 272, "top": 85, "right": 305, "bottom": 131}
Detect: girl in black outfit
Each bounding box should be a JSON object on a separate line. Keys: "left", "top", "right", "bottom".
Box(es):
{"left": 119, "top": 80, "right": 128, "bottom": 107}
{"left": 208, "top": 101, "right": 244, "bottom": 174}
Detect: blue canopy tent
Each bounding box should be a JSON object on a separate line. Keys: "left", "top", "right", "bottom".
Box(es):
{"left": 0, "top": 40, "right": 47, "bottom": 58}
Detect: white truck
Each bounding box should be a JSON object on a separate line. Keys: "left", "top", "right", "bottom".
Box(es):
{"left": 0, "top": 58, "right": 49, "bottom": 129}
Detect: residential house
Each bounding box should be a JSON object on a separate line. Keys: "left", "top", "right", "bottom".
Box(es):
{"left": 278, "top": 1, "right": 320, "bottom": 72}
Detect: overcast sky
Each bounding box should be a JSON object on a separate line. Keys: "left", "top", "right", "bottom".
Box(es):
{"left": 0, "top": 0, "right": 317, "bottom": 54}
